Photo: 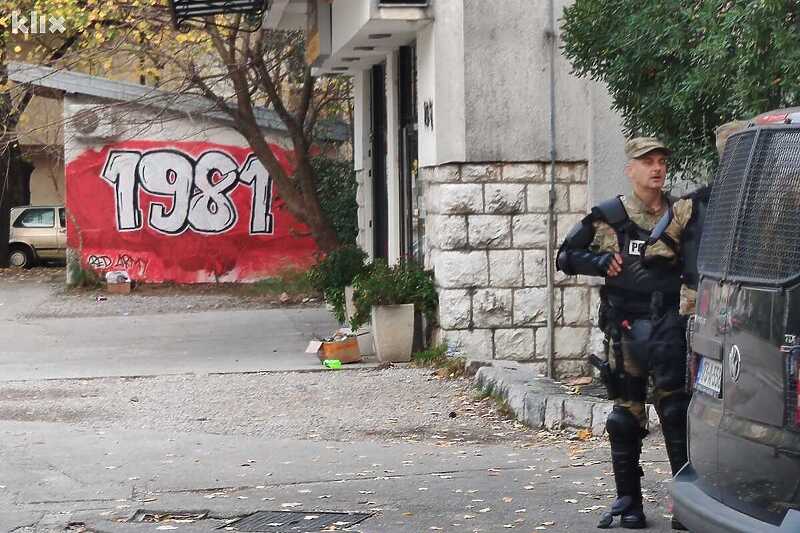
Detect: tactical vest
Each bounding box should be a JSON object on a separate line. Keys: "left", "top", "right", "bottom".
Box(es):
{"left": 679, "top": 187, "right": 712, "bottom": 289}
{"left": 593, "top": 196, "right": 681, "bottom": 314}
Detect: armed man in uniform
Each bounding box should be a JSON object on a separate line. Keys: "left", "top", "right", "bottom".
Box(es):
{"left": 556, "top": 137, "right": 687, "bottom": 530}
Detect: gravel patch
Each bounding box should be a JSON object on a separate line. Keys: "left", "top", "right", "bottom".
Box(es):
{"left": 25, "top": 290, "right": 323, "bottom": 319}
{"left": 0, "top": 368, "right": 539, "bottom": 446}
{"left": 4, "top": 266, "right": 324, "bottom": 319}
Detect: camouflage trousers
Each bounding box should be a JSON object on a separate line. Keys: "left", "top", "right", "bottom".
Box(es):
{"left": 607, "top": 326, "right": 688, "bottom": 430}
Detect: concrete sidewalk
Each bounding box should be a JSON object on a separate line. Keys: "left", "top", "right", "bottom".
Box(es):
{"left": 472, "top": 360, "right": 661, "bottom": 435}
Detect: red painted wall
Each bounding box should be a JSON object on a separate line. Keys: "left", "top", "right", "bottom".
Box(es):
{"left": 65, "top": 140, "right": 319, "bottom": 283}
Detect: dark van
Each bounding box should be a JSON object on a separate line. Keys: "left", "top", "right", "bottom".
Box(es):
{"left": 672, "top": 109, "right": 800, "bottom": 532}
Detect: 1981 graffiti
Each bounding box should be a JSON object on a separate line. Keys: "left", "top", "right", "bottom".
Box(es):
{"left": 101, "top": 149, "right": 275, "bottom": 235}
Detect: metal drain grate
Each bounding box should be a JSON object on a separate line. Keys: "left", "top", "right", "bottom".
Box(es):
{"left": 130, "top": 510, "right": 209, "bottom": 522}
{"left": 222, "top": 510, "right": 373, "bottom": 532}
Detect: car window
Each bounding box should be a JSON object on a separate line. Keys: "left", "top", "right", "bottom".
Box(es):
{"left": 59, "top": 208, "right": 66, "bottom": 228}
{"left": 14, "top": 208, "right": 55, "bottom": 228}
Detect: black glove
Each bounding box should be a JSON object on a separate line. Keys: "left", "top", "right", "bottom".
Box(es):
{"left": 558, "top": 249, "right": 615, "bottom": 277}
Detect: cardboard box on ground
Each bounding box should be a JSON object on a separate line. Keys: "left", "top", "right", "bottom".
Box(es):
{"left": 105, "top": 271, "right": 132, "bottom": 294}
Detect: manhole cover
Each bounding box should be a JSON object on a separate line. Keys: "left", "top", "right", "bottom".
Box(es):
{"left": 222, "top": 510, "right": 373, "bottom": 532}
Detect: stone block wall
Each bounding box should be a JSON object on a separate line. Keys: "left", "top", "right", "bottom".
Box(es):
{"left": 419, "top": 161, "right": 600, "bottom": 378}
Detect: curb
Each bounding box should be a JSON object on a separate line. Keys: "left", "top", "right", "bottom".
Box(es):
{"left": 468, "top": 360, "right": 661, "bottom": 435}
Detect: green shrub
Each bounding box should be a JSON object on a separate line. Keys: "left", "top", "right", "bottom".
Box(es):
{"left": 251, "top": 267, "right": 316, "bottom": 295}
{"left": 561, "top": 0, "right": 800, "bottom": 178}
{"left": 411, "top": 343, "right": 448, "bottom": 365}
{"left": 307, "top": 244, "right": 369, "bottom": 323}
{"left": 313, "top": 156, "right": 358, "bottom": 245}
{"left": 350, "top": 259, "right": 438, "bottom": 330}
{"left": 69, "top": 267, "right": 102, "bottom": 289}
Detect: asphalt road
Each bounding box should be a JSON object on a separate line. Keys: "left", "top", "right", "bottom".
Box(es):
{"left": 0, "top": 269, "right": 339, "bottom": 380}
{"left": 0, "top": 270, "right": 676, "bottom": 532}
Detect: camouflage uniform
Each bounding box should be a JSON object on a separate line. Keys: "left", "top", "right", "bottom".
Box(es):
{"left": 591, "top": 193, "right": 678, "bottom": 429}
{"left": 645, "top": 197, "right": 696, "bottom": 315}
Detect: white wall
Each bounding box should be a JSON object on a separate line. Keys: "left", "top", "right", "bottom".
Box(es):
{"left": 414, "top": 0, "right": 627, "bottom": 196}
{"left": 416, "top": 23, "right": 437, "bottom": 166}
{"left": 331, "top": 0, "right": 371, "bottom": 53}
{"left": 428, "top": 0, "right": 466, "bottom": 165}
{"left": 587, "top": 79, "right": 627, "bottom": 205}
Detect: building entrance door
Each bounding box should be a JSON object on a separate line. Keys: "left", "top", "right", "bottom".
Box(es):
{"left": 398, "top": 45, "right": 420, "bottom": 262}
{"left": 370, "top": 63, "right": 389, "bottom": 260}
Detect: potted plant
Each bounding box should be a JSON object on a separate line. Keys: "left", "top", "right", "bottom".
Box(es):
{"left": 350, "top": 260, "right": 437, "bottom": 363}
{"left": 307, "top": 244, "right": 369, "bottom": 324}
{"left": 307, "top": 245, "right": 375, "bottom": 355}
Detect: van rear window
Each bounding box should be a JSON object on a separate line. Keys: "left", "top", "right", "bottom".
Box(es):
{"left": 699, "top": 127, "right": 800, "bottom": 285}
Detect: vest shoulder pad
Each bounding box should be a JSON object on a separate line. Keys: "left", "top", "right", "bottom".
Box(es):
{"left": 682, "top": 184, "right": 712, "bottom": 204}
{"left": 591, "top": 196, "right": 628, "bottom": 228}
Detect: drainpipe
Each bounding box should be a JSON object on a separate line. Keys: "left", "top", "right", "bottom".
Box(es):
{"left": 545, "top": 0, "right": 557, "bottom": 379}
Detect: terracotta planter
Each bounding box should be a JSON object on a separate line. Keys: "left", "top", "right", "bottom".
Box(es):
{"left": 371, "top": 304, "right": 414, "bottom": 363}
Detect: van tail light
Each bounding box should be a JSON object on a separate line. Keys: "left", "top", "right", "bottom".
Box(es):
{"left": 795, "top": 352, "right": 800, "bottom": 427}
{"left": 786, "top": 348, "right": 800, "bottom": 428}
{"left": 697, "top": 284, "right": 712, "bottom": 317}
{"left": 687, "top": 352, "right": 699, "bottom": 393}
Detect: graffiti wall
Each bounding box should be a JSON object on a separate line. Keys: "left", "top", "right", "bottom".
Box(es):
{"left": 66, "top": 140, "right": 318, "bottom": 283}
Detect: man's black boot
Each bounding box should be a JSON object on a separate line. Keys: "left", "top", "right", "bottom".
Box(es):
{"left": 659, "top": 394, "right": 690, "bottom": 476}
{"left": 598, "top": 407, "right": 646, "bottom": 529}
{"left": 658, "top": 395, "right": 691, "bottom": 531}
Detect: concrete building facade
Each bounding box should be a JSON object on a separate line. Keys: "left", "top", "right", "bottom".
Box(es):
{"left": 267, "top": 0, "right": 631, "bottom": 377}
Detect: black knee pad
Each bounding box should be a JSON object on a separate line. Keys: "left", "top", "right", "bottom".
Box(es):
{"left": 658, "top": 393, "right": 690, "bottom": 429}
{"left": 606, "top": 406, "right": 641, "bottom": 443}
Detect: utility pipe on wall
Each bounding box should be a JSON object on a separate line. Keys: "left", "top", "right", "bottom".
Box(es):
{"left": 545, "top": 0, "right": 557, "bottom": 379}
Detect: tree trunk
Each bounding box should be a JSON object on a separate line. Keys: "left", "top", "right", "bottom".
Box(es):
{"left": 294, "top": 152, "right": 340, "bottom": 253}
{"left": 0, "top": 141, "right": 33, "bottom": 267}
{"left": 240, "top": 125, "right": 340, "bottom": 253}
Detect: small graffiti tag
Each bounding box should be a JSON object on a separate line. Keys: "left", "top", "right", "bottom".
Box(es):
{"left": 87, "top": 253, "right": 149, "bottom": 274}
{"left": 101, "top": 149, "right": 274, "bottom": 236}
{"left": 87, "top": 255, "right": 112, "bottom": 269}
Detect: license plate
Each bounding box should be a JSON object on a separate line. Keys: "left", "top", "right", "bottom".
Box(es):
{"left": 696, "top": 357, "right": 723, "bottom": 395}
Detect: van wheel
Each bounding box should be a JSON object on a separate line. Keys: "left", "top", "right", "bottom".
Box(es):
{"left": 8, "top": 246, "right": 34, "bottom": 269}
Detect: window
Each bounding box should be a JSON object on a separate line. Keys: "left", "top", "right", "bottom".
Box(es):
{"left": 14, "top": 208, "right": 55, "bottom": 228}
{"left": 700, "top": 127, "right": 800, "bottom": 285}
{"left": 59, "top": 208, "right": 66, "bottom": 228}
